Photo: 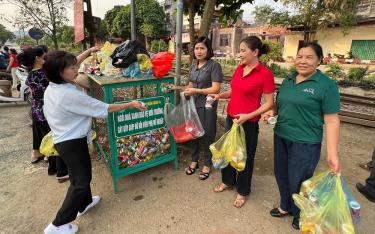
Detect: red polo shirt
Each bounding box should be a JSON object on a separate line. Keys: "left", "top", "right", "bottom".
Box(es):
{"left": 227, "top": 63, "right": 275, "bottom": 122}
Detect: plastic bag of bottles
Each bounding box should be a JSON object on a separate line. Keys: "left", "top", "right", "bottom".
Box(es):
{"left": 164, "top": 92, "right": 204, "bottom": 143}
{"left": 209, "top": 123, "right": 247, "bottom": 171}
{"left": 293, "top": 171, "right": 357, "bottom": 234}
{"left": 151, "top": 52, "right": 175, "bottom": 78}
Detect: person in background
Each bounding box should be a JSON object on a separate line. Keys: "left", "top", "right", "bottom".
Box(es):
{"left": 42, "top": 50, "right": 147, "bottom": 234}
{"left": 1, "top": 46, "right": 10, "bottom": 60}
{"left": 6, "top": 49, "right": 19, "bottom": 90}
{"left": 358, "top": 149, "right": 375, "bottom": 171}
{"left": 18, "top": 47, "right": 69, "bottom": 183}
{"left": 210, "top": 36, "right": 275, "bottom": 208}
{"left": 264, "top": 42, "right": 341, "bottom": 230}
{"left": 174, "top": 36, "right": 223, "bottom": 180}
{"left": 37, "top": 45, "right": 49, "bottom": 54}
{"left": 356, "top": 149, "right": 375, "bottom": 203}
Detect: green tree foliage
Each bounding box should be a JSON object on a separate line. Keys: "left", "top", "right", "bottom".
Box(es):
{"left": 0, "top": 24, "right": 15, "bottom": 44}
{"left": 104, "top": 5, "right": 123, "bottom": 36}
{"left": 253, "top": 5, "right": 290, "bottom": 26}
{"left": 259, "top": 40, "right": 283, "bottom": 63}
{"left": 6, "top": 0, "right": 70, "bottom": 49}
{"left": 58, "top": 25, "right": 74, "bottom": 46}
{"left": 110, "top": 0, "right": 165, "bottom": 41}
{"left": 96, "top": 21, "right": 109, "bottom": 41}
{"left": 253, "top": 0, "right": 360, "bottom": 42}
{"left": 325, "top": 63, "right": 346, "bottom": 80}
{"left": 16, "top": 36, "right": 35, "bottom": 46}
{"left": 150, "top": 39, "right": 168, "bottom": 52}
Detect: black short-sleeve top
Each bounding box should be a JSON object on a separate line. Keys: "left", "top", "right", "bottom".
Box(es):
{"left": 188, "top": 59, "right": 224, "bottom": 108}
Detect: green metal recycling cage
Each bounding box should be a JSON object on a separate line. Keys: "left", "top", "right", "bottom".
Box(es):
{"left": 87, "top": 74, "right": 178, "bottom": 193}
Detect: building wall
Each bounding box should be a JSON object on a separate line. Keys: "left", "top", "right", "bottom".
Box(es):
{"left": 283, "top": 24, "right": 375, "bottom": 60}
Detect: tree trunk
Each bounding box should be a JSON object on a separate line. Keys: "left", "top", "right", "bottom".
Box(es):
{"left": 52, "top": 30, "right": 59, "bottom": 49}
{"left": 198, "top": 0, "right": 216, "bottom": 37}
{"left": 187, "top": 0, "right": 196, "bottom": 63}
{"left": 145, "top": 36, "right": 149, "bottom": 50}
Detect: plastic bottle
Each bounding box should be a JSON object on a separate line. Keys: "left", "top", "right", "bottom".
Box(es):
{"left": 341, "top": 177, "right": 361, "bottom": 225}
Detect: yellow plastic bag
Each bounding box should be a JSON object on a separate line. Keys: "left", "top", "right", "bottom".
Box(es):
{"left": 209, "top": 123, "right": 247, "bottom": 171}
{"left": 137, "top": 54, "right": 152, "bottom": 71}
{"left": 40, "top": 131, "right": 97, "bottom": 157}
{"left": 40, "top": 132, "right": 59, "bottom": 157}
{"left": 293, "top": 171, "right": 355, "bottom": 234}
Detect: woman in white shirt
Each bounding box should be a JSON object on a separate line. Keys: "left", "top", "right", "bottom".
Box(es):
{"left": 42, "top": 50, "right": 146, "bottom": 234}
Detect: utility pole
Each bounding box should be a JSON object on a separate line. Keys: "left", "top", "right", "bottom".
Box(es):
{"left": 131, "top": 0, "right": 136, "bottom": 41}
{"left": 175, "top": 0, "right": 183, "bottom": 84}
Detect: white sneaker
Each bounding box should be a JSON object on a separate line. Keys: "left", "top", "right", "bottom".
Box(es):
{"left": 77, "top": 196, "right": 101, "bottom": 217}
{"left": 44, "top": 223, "right": 78, "bottom": 234}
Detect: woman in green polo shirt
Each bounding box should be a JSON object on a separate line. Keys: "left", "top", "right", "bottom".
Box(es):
{"left": 263, "top": 42, "right": 341, "bottom": 230}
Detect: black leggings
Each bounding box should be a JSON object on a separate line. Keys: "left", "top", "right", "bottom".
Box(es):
{"left": 32, "top": 120, "right": 50, "bottom": 150}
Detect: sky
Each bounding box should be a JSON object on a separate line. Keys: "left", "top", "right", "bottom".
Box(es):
{"left": 0, "top": 0, "right": 284, "bottom": 32}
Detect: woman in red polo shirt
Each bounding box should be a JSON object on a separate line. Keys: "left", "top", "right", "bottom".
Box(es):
{"left": 210, "top": 36, "right": 275, "bottom": 208}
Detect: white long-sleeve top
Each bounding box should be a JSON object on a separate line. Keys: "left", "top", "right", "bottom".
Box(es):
{"left": 43, "top": 82, "right": 109, "bottom": 144}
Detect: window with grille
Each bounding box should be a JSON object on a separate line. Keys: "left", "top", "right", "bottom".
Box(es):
{"left": 220, "top": 34, "right": 231, "bottom": 46}
{"left": 351, "top": 40, "right": 375, "bottom": 60}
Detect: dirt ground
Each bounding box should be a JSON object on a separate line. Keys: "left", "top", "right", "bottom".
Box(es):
{"left": 0, "top": 103, "right": 374, "bottom": 234}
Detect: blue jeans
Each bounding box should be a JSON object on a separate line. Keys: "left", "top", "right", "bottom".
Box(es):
{"left": 274, "top": 134, "right": 321, "bottom": 218}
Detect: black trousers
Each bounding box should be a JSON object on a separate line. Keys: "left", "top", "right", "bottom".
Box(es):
{"left": 364, "top": 149, "right": 375, "bottom": 197}
{"left": 32, "top": 120, "right": 50, "bottom": 150}
{"left": 190, "top": 107, "right": 217, "bottom": 167}
{"left": 221, "top": 116, "right": 259, "bottom": 196}
{"left": 48, "top": 156, "right": 68, "bottom": 177}
{"left": 52, "top": 137, "right": 93, "bottom": 226}
{"left": 274, "top": 134, "right": 321, "bottom": 219}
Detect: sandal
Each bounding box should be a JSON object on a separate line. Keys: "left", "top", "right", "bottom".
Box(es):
{"left": 31, "top": 156, "right": 44, "bottom": 164}
{"left": 213, "top": 183, "right": 233, "bottom": 193}
{"left": 199, "top": 171, "right": 210, "bottom": 180}
{"left": 233, "top": 194, "right": 246, "bottom": 208}
{"left": 185, "top": 163, "right": 198, "bottom": 175}
{"left": 359, "top": 162, "right": 371, "bottom": 171}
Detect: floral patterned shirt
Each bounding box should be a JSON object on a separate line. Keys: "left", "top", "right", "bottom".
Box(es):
{"left": 25, "top": 69, "right": 49, "bottom": 121}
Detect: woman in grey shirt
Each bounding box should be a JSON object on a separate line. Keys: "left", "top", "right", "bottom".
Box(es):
{"left": 176, "top": 37, "right": 224, "bottom": 180}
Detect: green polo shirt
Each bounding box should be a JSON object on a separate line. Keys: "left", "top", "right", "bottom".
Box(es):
{"left": 275, "top": 70, "right": 340, "bottom": 143}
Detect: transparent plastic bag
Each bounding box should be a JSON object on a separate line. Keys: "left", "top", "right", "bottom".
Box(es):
{"left": 164, "top": 92, "right": 204, "bottom": 143}
{"left": 293, "top": 171, "right": 356, "bottom": 234}
{"left": 123, "top": 62, "right": 141, "bottom": 78}
{"left": 209, "top": 123, "right": 247, "bottom": 171}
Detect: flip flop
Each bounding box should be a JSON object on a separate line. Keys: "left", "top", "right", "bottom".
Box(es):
{"left": 31, "top": 156, "right": 44, "bottom": 164}
{"left": 233, "top": 195, "right": 246, "bottom": 208}
{"left": 213, "top": 183, "right": 233, "bottom": 193}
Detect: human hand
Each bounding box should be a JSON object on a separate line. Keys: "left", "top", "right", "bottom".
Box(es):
{"left": 89, "top": 45, "right": 102, "bottom": 53}
{"left": 131, "top": 101, "right": 147, "bottom": 111}
{"left": 208, "top": 93, "right": 221, "bottom": 101}
{"left": 233, "top": 113, "right": 252, "bottom": 125}
{"left": 170, "top": 85, "right": 183, "bottom": 91}
{"left": 263, "top": 110, "right": 275, "bottom": 124}
{"left": 184, "top": 88, "right": 198, "bottom": 96}
{"left": 327, "top": 154, "right": 340, "bottom": 175}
